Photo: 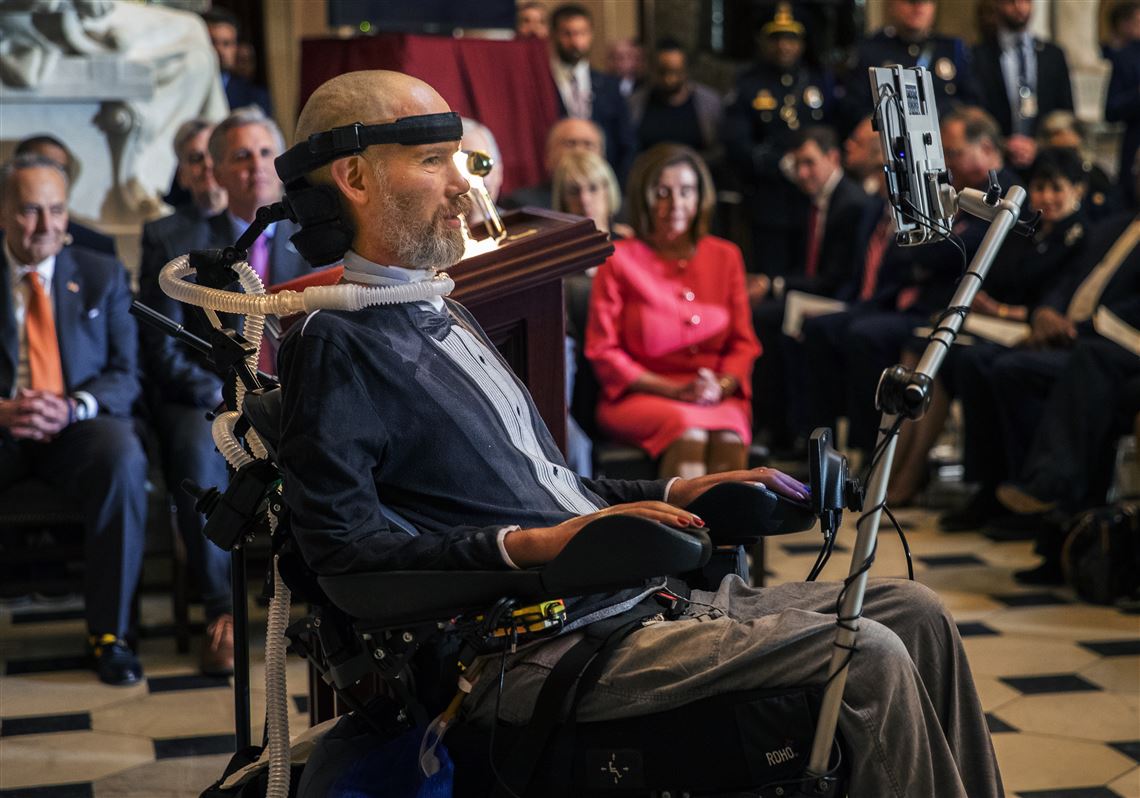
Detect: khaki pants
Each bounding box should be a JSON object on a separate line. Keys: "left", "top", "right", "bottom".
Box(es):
{"left": 465, "top": 577, "right": 1003, "bottom": 798}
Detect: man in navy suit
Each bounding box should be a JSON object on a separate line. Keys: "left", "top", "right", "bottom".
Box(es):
{"left": 972, "top": 0, "right": 1073, "bottom": 172}
{"left": 137, "top": 106, "right": 313, "bottom": 675}
{"left": 0, "top": 155, "right": 146, "bottom": 685}
{"left": 203, "top": 8, "right": 272, "bottom": 117}
{"left": 548, "top": 4, "right": 635, "bottom": 181}
{"left": 1107, "top": 38, "right": 1140, "bottom": 209}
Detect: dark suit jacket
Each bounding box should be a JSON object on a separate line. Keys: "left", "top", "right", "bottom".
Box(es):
{"left": 68, "top": 221, "right": 117, "bottom": 258}
{"left": 1042, "top": 212, "right": 1140, "bottom": 331}
{"left": 1, "top": 243, "right": 139, "bottom": 417}
{"left": 972, "top": 37, "right": 1073, "bottom": 137}
{"left": 553, "top": 69, "right": 635, "bottom": 182}
{"left": 224, "top": 72, "right": 273, "bottom": 117}
{"left": 785, "top": 176, "right": 870, "bottom": 298}
{"left": 137, "top": 209, "right": 310, "bottom": 406}
{"left": 1106, "top": 43, "right": 1140, "bottom": 208}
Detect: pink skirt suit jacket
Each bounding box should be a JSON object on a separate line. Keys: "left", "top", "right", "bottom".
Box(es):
{"left": 584, "top": 235, "right": 762, "bottom": 457}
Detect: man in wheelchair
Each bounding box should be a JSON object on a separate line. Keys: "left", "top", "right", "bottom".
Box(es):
{"left": 274, "top": 70, "right": 1003, "bottom": 797}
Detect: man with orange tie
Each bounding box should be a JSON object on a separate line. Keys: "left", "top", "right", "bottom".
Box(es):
{"left": 137, "top": 106, "right": 312, "bottom": 676}
{"left": 0, "top": 155, "right": 147, "bottom": 685}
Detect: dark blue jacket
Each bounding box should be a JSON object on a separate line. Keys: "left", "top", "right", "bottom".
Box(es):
{"left": 137, "top": 209, "right": 311, "bottom": 407}
{"left": 554, "top": 69, "right": 635, "bottom": 182}
{"left": 1106, "top": 43, "right": 1140, "bottom": 208}
{"left": 224, "top": 73, "right": 273, "bottom": 117}
{"left": 1041, "top": 212, "right": 1140, "bottom": 331}
{"left": 0, "top": 242, "right": 139, "bottom": 417}
{"left": 971, "top": 36, "right": 1073, "bottom": 137}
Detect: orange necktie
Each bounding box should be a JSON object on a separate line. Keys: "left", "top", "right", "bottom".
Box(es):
{"left": 24, "top": 271, "right": 65, "bottom": 395}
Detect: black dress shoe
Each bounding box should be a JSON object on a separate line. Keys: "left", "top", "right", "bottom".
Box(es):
{"left": 87, "top": 634, "right": 143, "bottom": 686}
{"left": 1013, "top": 561, "right": 1065, "bottom": 586}
{"left": 939, "top": 491, "right": 1001, "bottom": 532}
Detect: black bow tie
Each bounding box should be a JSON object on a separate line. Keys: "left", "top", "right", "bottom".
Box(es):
{"left": 408, "top": 304, "right": 453, "bottom": 341}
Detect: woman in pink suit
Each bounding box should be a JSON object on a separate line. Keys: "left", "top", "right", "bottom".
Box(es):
{"left": 585, "top": 144, "right": 761, "bottom": 479}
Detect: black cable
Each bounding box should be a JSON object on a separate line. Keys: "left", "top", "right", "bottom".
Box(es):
{"left": 883, "top": 505, "right": 915, "bottom": 581}
{"left": 488, "top": 626, "right": 524, "bottom": 798}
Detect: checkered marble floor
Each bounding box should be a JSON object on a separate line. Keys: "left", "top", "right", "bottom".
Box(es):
{"left": 1, "top": 508, "right": 1138, "bottom": 797}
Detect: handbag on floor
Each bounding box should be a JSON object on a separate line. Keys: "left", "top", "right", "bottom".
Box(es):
{"left": 1061, "top": 502, "right": 1140, "bottom": 604}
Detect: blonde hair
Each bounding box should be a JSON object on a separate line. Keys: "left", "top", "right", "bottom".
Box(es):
{"left": 626, "top": 143, "right": 716, "bottom": 244}
{"left": 552, "top": 150, "right": 621, "bottom": 216}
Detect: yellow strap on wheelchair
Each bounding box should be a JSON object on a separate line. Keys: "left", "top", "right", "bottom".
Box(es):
{"left": 481, "top": 599, "right": 567, "bottom": 639}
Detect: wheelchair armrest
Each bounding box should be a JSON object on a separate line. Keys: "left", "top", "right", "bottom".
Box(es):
{"left": 317, "top": 516, "right": 710, "bottom": 626}
{"left": 684, "top": 482, "right": 817, "bottom": 546}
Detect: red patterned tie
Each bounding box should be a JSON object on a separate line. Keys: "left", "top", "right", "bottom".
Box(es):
{"left": 804, "top": 205, "right": 821, "bottom": 279}
{"left": 859, "top": 216, "right": 892, "bottom": 301}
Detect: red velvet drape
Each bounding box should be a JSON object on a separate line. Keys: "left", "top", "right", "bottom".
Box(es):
{"left": 298, "top": 34, "right": 559, "bottom": 195}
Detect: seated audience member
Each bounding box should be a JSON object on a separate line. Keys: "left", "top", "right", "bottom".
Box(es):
{"left": 799, "top": 107, "right": 1007, "bottom": 458}
{"left": 459, "top": 117, "right": 504, "bottom": 228}
{"left": 234, "top": 42, "right": 258, "bottom": 83}
{"left": 137, "top": 106, "right": 312, "bottom": 675}
{"left": 548, "top": 4, "right": 635, "bottom": 179}
{"left": 751, "top": 126, "right": 868, "bottom": 451}
{"left": 0, "top": 156, "right": 146, "bottom": 685}
{"left": 996, "top": 338, "right": 1140, "bottom": 584}
{"left": 890, "top": 147, "right": 1090, "bottom": 507}
{"left": 971, "top": 0, "right": 1073, "bottom": 171}
{"left": 1104, "top": 0, "right": 1140, "bottom": 57}
{"left": 516, "top": 1, "right": 549, "bottom": 39}
{"left": 501, "top": 117, "right": 605, "bottom": 210}
{"left": 552, "top": 149, "right": 629, "bottom": 476}
{"left": 278, "top": 70, "right": 1003, "bottom": 798}
{"left": 166, "top": 118, "right": 228, "bottom": 221}
{"left": 585, "top": 144, "right": 760, "bottom": 478}
{"left": 843, "top": 115, "right": 887, "bottom": 195}
{"left": 14, "top": 135, "right": 116, "bottom": 257}
{"left": 629, "top": 38, "right": 723, "bottom": 161}
{"left": 944, "top": 170, "right": 1140, "bottom": 537}
{"left": 724, "top": 3, "right": 833, "bottom": 274}
{"left": 1106, "top": 25, "right": 1140, "bottom": 209}
{"left": 552, "top": 150, "right": 629, "bottom": 240}
{"left": 203, "top": 8, "right": 272, "bottom": 116}
{"left": 1037, "top": 111, "right": 1118, "bottom": 220}
{"left": 606, "top": 37, "right": 645, "bottom": 99}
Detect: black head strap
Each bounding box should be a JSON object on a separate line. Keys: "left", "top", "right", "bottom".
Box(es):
{"left": 275, "top": 111, "right": 463, "bottom": 185}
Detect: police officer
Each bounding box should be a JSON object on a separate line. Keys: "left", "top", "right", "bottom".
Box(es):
{"left": 724, "top": 2, "right": 836, "bottom": 276}
{"left": 840, "top": 0, "right": 975, "bottom": 136}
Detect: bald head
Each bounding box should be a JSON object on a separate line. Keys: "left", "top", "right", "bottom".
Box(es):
{"left": 293, "top": 70, "right": 453, "bottom": 183}
{"left": 291, "top": 70, "right": 470, "bottom": 270}
{"left": 545, "top": 118, "right": 604, "bottom": 175}
{"left": 295, "top": 70, "right": 448, "bottom": 140}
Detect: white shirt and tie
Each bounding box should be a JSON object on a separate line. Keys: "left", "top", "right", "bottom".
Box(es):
{"left": 551, "top": 57, "right": 593, "bottom": 119}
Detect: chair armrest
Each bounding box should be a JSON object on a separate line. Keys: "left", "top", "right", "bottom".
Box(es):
{"left": 317, "top": 516, "right": 710, "bottom": 626}
{"left": 684, "top": 482, "right": 817, "bottom": 546}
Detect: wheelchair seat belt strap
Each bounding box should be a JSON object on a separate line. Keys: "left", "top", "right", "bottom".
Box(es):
{"left": 491, "top": 601, "right": 661, "bottom": 798}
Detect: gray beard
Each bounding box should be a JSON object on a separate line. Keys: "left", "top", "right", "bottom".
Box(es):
{"left": 389, "top": 216, "right": 465, "bottom": 270}
{"left": 382, "top": 191, "right": 468, "bottom": 271}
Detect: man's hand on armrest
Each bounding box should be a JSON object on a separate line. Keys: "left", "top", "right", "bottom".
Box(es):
{"left": 503, "top": 501, "right": 705, "bottom": 568}
{"left": 668, "top": 467, "right": 810, "bottom": 508}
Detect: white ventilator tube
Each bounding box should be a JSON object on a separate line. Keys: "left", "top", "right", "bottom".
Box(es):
{"left": 164, "top": 252, "right": 454, "bottom": 797}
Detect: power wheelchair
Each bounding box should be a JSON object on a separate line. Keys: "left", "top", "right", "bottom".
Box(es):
{"left": 135, "top": 198, "right": 861, "bottom": 798}
{"left": 134, "top": 310, "right": 860, "bottom": 798}
{"left": 178, "top": 371, "right": 860, "bottom": 798}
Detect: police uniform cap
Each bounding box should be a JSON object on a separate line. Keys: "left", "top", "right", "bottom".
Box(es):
{"left": 761, "top": 3, "right": 805, "bottom": 38}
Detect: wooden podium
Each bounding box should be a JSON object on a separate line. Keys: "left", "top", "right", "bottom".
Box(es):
{"left": 284, "top": 207, "right": 614, "bottom": 724}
